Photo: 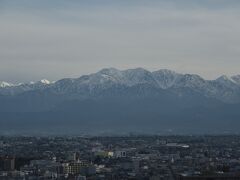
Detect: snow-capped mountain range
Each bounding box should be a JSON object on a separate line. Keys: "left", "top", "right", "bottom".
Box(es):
{"left": 1, "top": 68, "right": 240, "bottom": 134}
{"left": 0, "top": 68, "right": 240, "bottom": 103}
{"left": 0, "top": 81, "right": 14, "bottom": 88}
{"left": 0, "top": 79, "right": 53, "bottom": 96}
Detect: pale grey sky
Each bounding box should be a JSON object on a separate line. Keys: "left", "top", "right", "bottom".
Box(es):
{"left": 0, "top": 0, "right": 240, "bottom": 83}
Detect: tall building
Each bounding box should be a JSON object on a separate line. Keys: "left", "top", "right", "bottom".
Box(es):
{"left": 63, "top": 161, "right": 96, "bottom": 176}
{"left": 0, "top": 156, "right": 15, "bottom": 171}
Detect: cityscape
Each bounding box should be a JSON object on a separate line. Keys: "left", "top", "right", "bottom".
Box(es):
{"left": 1, "top": 0, "right": 240, "bottom": 179}
{"left": 1, "top": 135, "right": 240, "bottom": 179}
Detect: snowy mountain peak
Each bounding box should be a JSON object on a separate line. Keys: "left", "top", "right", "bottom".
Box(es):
{"left": 123, "top": 68, "right": 153, "bottom": 78}
{"left": 97, "top": 68, "right": 123, "bottom": 81}
{"left": 181, "top": 74, "right": 204, "bottom": 81}
{"left": 216, "top": 75, "right": 236, "bottom": 84}
{"left": 28, "top": 79, "right": 51, "bottom": 85}
{"left": 39, "top": 79, "right": 51, "bottom": 84}
{"left": 98, "top": 68, "right": 121, "bottom": 75}
{"left": 152, "top": 69, "right": 180, "bottom": 89}
{"left": 0, "top": 81, "right": 13, "bottom": 88}
{"left": 217, "top": 75, "right": 231, "bottom": 80}
{"left": 124, "top": 67, "right": 150, "bottom": 74}
{"left": 231, "top": 75, "right": 240, "bottom": 85}
{"left": 121, "top": 68, "right": 157, "bottom": 86}
{"left": 153, "top": 69, "right": 177, "bottom": 75}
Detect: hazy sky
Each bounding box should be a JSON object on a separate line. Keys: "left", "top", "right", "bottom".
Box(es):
{"left": 1, "top": 0, "right": 240, "bottom": 83}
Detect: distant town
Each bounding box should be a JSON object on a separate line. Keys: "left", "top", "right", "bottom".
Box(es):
{"left": 1, "top": 135, "right": 240, "bottom": 179}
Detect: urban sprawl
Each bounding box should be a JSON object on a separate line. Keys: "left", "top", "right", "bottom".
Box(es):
{"left": 1, "top": 135, "right": 240, "bottom": 179}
